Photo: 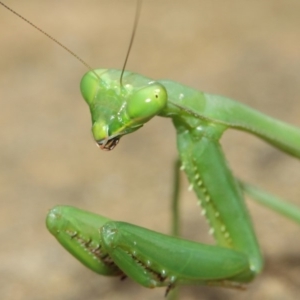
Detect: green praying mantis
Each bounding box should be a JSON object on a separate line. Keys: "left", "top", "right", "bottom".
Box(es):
{"left": 46, "top": 68, "right": 300, "bottom": 294}
{"left": 1, "top": 1, "right": 300, "bottom": 298}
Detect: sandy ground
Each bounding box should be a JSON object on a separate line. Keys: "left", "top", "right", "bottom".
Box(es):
{"left": 1, "top": 1, "right": 300, "bottom": 299}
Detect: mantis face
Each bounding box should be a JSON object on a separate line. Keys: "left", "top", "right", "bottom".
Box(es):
{"left": 80, "top": 69, "right": 168, "bottom": 150}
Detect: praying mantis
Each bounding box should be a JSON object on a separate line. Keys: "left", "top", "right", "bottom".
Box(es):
{"left": 1, "top": 1, "right": 300, "bottom": 300}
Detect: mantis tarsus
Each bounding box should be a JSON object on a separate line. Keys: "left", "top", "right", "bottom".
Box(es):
{"left": 2, "top": 0, "right": 299, "bottom": 300}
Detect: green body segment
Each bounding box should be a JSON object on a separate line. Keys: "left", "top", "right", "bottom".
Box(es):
{"left": 46, "top": 206, "right": 122, "bottom": 276}
{"left": 159, "top": 80, "right": 300, "bottom": 158}
{"left": 239, "top": 181, "right": 300, "bottom": 225}
{"left": 46, "top": 69, "right": 300, "bottom": 291}
{"left": 173, "top": 124, "right": 262, "bottom": 279}
{"left": 101, "top": 221, "right": 250, "bottom": 287}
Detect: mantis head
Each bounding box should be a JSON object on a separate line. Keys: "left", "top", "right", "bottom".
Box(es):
{"left": 80, "top": 69, "right": 167, "bottom": 150}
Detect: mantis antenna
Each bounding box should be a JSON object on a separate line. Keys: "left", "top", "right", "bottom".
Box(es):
{"left": 119, "top": 0, "right": 143, "bottom": 87}
{"left": 0, "top": 1, "right": 100, "bottom": 80}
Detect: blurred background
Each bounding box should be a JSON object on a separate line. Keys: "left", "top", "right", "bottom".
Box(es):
{"left": 0, "top": 0, "right": 300, "bottom": 299}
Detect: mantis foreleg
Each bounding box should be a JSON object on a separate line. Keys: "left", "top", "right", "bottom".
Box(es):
{"left": 47, "top": 205, "right": 251, "bottom": 290}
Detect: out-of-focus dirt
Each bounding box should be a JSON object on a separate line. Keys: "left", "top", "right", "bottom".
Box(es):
{"left": 1, "top": 1, "right": 300, "bottom": 299}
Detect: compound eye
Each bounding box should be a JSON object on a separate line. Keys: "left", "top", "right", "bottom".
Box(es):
{"left": 126, "top": 83, "right": 167, "bottom": 122}
{"left": 96, "top": 137, "right": 120, "bottom": 151}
